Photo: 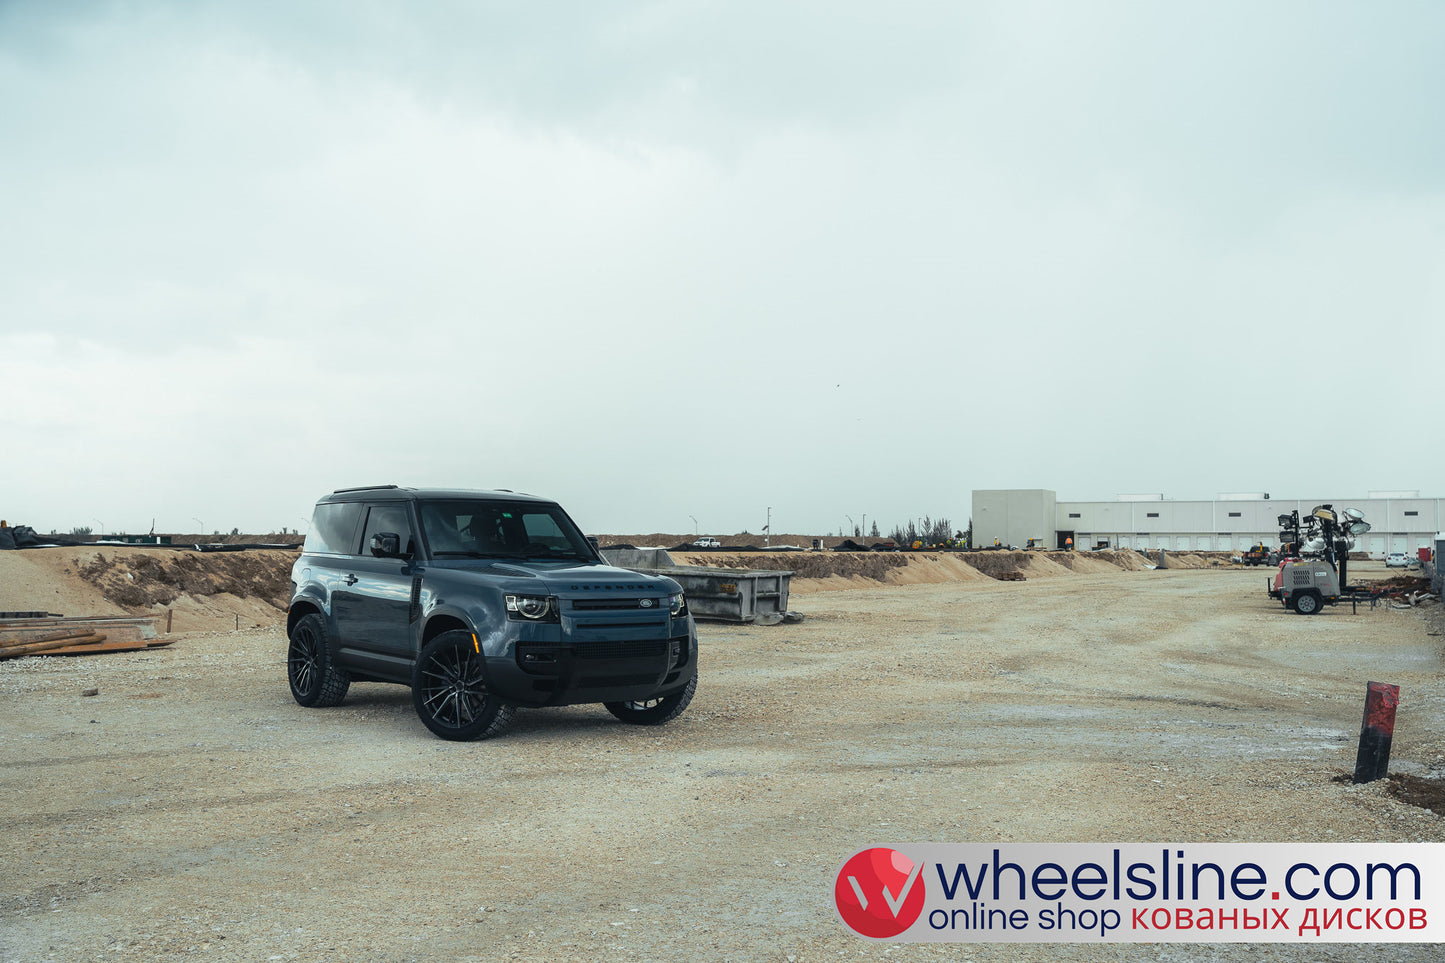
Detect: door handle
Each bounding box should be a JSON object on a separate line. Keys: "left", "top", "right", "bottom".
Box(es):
{"left": 344, "top": 574, "right": 359, "bottom": 586}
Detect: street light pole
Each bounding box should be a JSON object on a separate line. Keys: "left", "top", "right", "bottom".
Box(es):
{"left": 765, "top": 507, "right": 771, "bottom": 547}
{"left": 690, "top": 515, "right": 698, "bottom": 537}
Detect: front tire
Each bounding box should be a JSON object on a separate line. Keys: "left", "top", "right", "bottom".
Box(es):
{"left": 605, "top": 673, "right": 697, "bottom": 726}
{"left": 1293, "top": 591, "right": 1322, "bottom": 615}
{"left": 288, "top": 613, "right": 351, "bottom": 707}
{"left": 411, "top": 630, "right": 515, "bottom": 741}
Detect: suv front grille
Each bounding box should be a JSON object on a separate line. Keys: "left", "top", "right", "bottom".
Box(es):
{"left": 516, "top": 640, "right": 668, "bottom": 664}
{"left": 569, "top": 598, "right": 660, "bottom": 612}
{"left": 578, "top": 673, "right": 658, "bottom": 688}
{"left": 576, "top": 640, "right": 667, "bottom": 660}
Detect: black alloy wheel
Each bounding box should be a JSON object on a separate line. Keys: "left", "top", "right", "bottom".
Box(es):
{"left": 411, "top": 630, "right": 515, "bottom": 741}
{"left": 287, "top": 613, "right": 350, "bottom": 707}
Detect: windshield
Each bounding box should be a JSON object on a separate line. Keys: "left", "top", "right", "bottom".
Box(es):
{"left": 418, "top": 499, "right": 595, "bottom": 561}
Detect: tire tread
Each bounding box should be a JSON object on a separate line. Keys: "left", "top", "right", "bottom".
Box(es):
{"left": 604, "top": 673, "right": 697, "bottom": 726}
{"left": 288, "top": 613, "right": 351, "bottom": 707}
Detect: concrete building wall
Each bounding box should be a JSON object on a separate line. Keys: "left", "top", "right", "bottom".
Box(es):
{"left": 1015, "top": 492, "right": 1445, "bottom": 556}
{"left": 973, "top": 490, "right": 1057, "bottom": 549}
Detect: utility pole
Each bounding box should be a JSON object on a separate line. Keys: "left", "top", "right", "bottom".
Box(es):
{"left": 765, "top": 507, "right": 771, "bottom": 547}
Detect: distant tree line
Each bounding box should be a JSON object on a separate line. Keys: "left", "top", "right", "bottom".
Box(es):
{"left": 889, "top": 516, "right": 955, "bottom": 546}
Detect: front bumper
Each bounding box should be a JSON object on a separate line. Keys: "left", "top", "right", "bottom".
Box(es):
{"left": 486, "top": 631, "right": 695, "bottom": 707}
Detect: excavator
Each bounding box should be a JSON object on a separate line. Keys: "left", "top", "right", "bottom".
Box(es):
{"left": 1268, "top": 505, "right": 1371, "bottom": 614}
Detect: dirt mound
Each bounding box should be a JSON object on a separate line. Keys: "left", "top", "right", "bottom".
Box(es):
{"left": 673, "top": 551, "right": 909, "bottom": 581}
{"left": 1160, "top": 553, "right": 1222, "bottom": 569}
{"left": 603, "top": 532, "right": 841, "bottom": 550}
{"left": 788, "top": 573, "right": 896, "bottom": 593}
{"left": 880, "top": 554, "right": 992, "bottom": 585}
{"left": 1369, "top": 575, "right": 1433, "bottom": 594}
{"left": 677, "top": 550, "right": 1060, "bottom": 591}
{"left": 0, "top": 547, "right": 298, "bottom": 633}
{"left": 685, "top": 548, "right": 1136, "bottom": 582}
{"left": 1101, "top": 550, "right": 1156, "bottom": 571}
{"left": 959, "top": 551, "right": 1031, "bottom": 578}
{"left": 1386, "top": 773, "right": 1445, "bottom": 817}
{"left": 1040, "top": 551, "right": 1126, "bottom": 575}
{"left": 1016, "top": 554, "right": 1078, "bottom": 578}
{"left": 72, "top": 549, "right": 296, "bottom": 610}
{"left": 699, "top": 549, "right": 1165, "bottom": 591}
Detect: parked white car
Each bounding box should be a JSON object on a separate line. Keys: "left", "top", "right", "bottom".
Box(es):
{"left": 693, "top": 536, "right": 722, "bottom": 548}
{"left": 1384, "top": 552, "right": 1411, "bottom": 568}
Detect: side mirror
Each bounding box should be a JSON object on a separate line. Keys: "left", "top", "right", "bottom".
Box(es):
{"left": 370, "top": 532, "right": 402, "bottom": 558}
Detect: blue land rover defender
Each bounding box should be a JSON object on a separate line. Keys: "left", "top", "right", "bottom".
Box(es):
{"left": 286, "top": 486, "right": 697, "bottom": 740}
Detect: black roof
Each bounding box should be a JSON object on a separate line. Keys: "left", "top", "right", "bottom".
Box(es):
{"left": 317, "top": 486, "right": 552, "bottom": 505}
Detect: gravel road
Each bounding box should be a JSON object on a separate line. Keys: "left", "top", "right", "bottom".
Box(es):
{"left": 2, "top": 565, "right": 1442, "bottom": 962}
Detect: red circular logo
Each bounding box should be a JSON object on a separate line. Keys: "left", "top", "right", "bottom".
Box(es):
{"left": 834, "top": 848, "right": 927, "bottom": 938}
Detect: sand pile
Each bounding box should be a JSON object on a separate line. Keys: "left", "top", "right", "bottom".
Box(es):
{"left": 1157, "top": 552, "right": 1215, "bottom": 569}
{"left": 603, "top": 532, "right": 843, "bottom": 550}
{"left": 1038, "top": 551, "right": 1125, "bottom": 575}
{"left": 1100, "top": 550, "right": 1156, "bottom": 571}
{"left": 959, "top": 551, "right": 1033, "bottom": 579}
{"left": 1015, "top": 553, "right": 1080, "bottom": 578}
{"left": 0, "top": 547, "right": 298, "bottom": 633}
{"left": 673, "top": 551, "right": 910, "bottom": 581}
{"left": 685, "top": 549, "right": 1170, "bottom": 593}
{"left": 879, "top": 553, "right": 993, "bottom": 586}
{"left": 71, "top": 549, "right": 295, "bottom": 609}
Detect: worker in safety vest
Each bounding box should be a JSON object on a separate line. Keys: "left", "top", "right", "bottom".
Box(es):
{"left": 1065, "top": 536, "right": 1073, "bottom": 551}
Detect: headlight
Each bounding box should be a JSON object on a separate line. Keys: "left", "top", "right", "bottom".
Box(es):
{"left": 505, "top": 595, "right": 556, "bottom": 621}
{"left": 669, "top": 593, "right": 687, "bottom": 617}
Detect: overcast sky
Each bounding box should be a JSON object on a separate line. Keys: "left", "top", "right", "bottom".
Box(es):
{"left": 2, "top": 1, "right": 1441, "bottom": 538}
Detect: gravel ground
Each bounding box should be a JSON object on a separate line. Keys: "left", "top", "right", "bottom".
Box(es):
{"left": 2, "top": 565, "right": 1442, "bottom": 962}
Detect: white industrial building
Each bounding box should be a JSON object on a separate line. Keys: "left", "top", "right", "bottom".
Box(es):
{"left": 972, "top": 489, "right": 1441, "bottom": 558}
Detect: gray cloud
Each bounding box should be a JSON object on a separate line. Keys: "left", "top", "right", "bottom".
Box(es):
{"left": 1, "top": 1, "right": 1441, "bottom": 534}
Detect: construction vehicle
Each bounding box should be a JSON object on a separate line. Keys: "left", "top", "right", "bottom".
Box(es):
{"left": 1241, "top": 543, "right": 1270, "bottom": 566}
{"left": 1268, "top": 505, "right": 1371, "bottom": 615}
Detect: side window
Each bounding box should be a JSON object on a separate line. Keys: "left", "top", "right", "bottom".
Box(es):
{"left": 420, "top": 504, "right": 464, "bottom": 553}
{"left": 361, "top": 504, "right": 415, "bottom": 556}
{"left": 304, "top": 502, "right": 365, "bottom": 555}
{"left": 522, "top": 512, "right": 569, "bottom": 550}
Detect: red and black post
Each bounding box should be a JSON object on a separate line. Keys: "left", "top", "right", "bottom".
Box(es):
{"left": 1352, "top": 681, "right": 1400, "bottom": 784}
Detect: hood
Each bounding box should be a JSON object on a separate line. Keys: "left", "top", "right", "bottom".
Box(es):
{"left": 465, "top": 559, "right": 680, "bottom": 595}
{"left": 531, "top": 561, "right": 680, "bottom": 595}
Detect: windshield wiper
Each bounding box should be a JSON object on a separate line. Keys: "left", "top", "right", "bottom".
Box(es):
{"left": 431, "top": 550, "right": 499, "bottom": 558}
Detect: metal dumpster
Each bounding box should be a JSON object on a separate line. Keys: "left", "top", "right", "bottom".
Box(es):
{"left": 655, "top": 565, "right": 792, "bottom": 623}
{"left": 599, "top": 549, "right": 791, "bottom": 623}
